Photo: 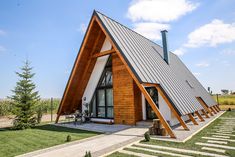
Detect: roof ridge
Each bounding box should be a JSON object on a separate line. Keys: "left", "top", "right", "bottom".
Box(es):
{"left": 94, "top": 10, "right": 166, "bottom": 50}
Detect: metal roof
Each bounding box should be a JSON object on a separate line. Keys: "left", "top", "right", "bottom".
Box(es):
{"left": 95, "top": 11, "right": 216, "bottom": 116}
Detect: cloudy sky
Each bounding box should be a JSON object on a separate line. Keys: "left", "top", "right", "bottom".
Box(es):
{"left": 0, "top": 0, "right": 234, "bottom": 98}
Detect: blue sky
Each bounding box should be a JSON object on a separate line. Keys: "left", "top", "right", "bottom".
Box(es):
{"left": 0, "top": 0, "right": 235, "bottom": 98}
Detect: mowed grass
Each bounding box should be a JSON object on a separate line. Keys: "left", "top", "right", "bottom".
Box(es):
{"left": 109, "top": 111, "right": 235, "bottom": 157}
{"left": 0, "top": 124, "right": 99, "bottom": 157}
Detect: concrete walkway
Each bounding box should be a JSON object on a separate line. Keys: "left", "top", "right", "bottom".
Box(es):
{"left": 18, "top": 127, "right": 148, "bottom": 157}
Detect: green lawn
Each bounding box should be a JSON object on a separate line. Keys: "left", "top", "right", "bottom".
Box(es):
{"left": 109, "top": 111, "right": 235, "bottom": 157}
{"left": 0, "top": 124, "right": 99, "bottom": 157}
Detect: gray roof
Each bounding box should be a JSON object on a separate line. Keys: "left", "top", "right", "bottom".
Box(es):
{"left": 95, "top": 11, "right": 216, "bottom": 116}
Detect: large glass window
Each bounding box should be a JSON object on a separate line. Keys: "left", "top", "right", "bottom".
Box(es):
{"left": 90, "top": 57, "right": 113, "bottom": 119}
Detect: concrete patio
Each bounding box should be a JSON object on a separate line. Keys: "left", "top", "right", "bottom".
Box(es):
{"left": 54, "top": 122, "right": 132, "bottom": 134}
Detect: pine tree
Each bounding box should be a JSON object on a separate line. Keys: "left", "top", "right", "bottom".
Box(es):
{"left": 9, "top": 60, "right": 40, "bottom": 129}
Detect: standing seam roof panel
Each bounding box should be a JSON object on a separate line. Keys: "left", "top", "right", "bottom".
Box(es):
{"left": 96, "top": 11, "right": 206, "bottom": 115}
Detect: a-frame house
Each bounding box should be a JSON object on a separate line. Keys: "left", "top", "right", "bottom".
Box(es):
{"left": 56, "top": 11, "right": 220, "bottom": 138}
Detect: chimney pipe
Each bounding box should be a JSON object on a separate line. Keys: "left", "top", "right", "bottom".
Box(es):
{"left": 161, "top": 30, "right": 169, "bottom": 64}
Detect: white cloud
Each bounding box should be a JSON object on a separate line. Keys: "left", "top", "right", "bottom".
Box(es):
{"left": 195, "top": 62, "right": 210, "bottom": 67}
{"left": 0, "top": 29, "right": 6, "bottom": 36}
{"left": 127, "top": 0, "right": 199, "bottom": 22}
{"left": 193, "top": 72, "right": 201, "bottom": 76}
{"left": 77, "top": 23, "right": 87, "bottom": 34}
{"left": 133, "top": 22, "right": 170, "bottom": 40}
{"left": 173, "top": 48, "right": 186, "bottom": 56}
{"left": 221, "top": 49, "right": 235, "bottom": 55}
{"left": 185, "top": 19, "right": 235, "bottom": 47}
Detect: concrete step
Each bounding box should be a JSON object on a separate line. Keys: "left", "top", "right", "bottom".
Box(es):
{"left": 134, "top": 143, "right": 228, "bottom": 157}
{"left": 128, "top": 146, "right": 192, "bottom": 157}
{"left": 202, "top": 136, "right": 235, "bottom": 142}
{"left": 119, "top": 150, "right": 157, "bottom": 157}
{"left": 196, "top": 142, "right": 235, "bottom": 150}
{"left": 201, "top": 147, "right": 226, "bottom": 153}
{"left": 207, "top": 140, "right": 228, "bottom": 145}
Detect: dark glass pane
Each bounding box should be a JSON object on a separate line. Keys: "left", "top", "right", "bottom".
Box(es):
{"left": 98, "top": 107, "right": 105, "bottom": 118}
{"left": 91, "top": 96, "right": 96, "bottom": 117}
{"left": 106, "top": 70, "right": 112, "bottom": 86}
{"left": 107, "top": 107, "right": 113, "bottom": 118}
{"left": 97, "top": 90, "right": 105, "bottom": 106}
{"left": 100, "top": 75, "right": 106, "bottom": 87}
{"left": 106, "top": 89, "right": 113, "bottom": 106}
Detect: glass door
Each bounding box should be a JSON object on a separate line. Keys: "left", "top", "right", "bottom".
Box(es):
{"left": 145, "top": 87, "right": 158, "bottom": 120}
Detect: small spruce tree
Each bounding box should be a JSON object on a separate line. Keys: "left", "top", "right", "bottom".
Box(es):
{"left": 9, "top": 60, "right": 40, "bottom": 129}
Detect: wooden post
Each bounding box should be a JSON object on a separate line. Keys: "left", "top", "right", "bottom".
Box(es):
{"left": 155, "top": 85, "right": 189, "bottom": 131}
{"left": 195, "top": 111, "right": 205, "bottom": 122}
{"left": 201, "top": 109, "right": 210, "bottom": 118}
{"left": 188, "top": 113, "right": 198, "bottom": 125}
{"left": 196, "top": 97, "right": 214, "bottom": 116}
{"left": 51, "top": 97, "right": 53, "bottom": 122}
{"left": 95, "top": 17, "right": 176, "bottom": 138}
{"left": 141, "top": 85, "right": 176, "bottom": 138}
{"left": 216, "top": 94, "right": 219, "bottom": 105}
{"left": 210, "top": 106, "right": 217, "bottom": 114}
{"left": 213, "top": 105, "right": 219, "bottom": 112}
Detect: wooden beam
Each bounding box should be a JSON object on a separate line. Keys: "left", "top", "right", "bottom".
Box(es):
{"left": 201, "top": 109, "right": 210, "bottom": 118}
{"left": 216, "top": 104, "right": 221, "bottom": 111}
{"left": 196, "top": 97, "right": 214, "bottom": 116}
{"left": 213, "top": 105, "right": 219, "bottom": 112}
{"left": 154, "top": 84, "right": 189, "bottom": 131}
{"left": 95, "top": 16, "right": 176, "bottom": 138}
{"left": 92, "top": 49, "right": 115, "bottom": 58}
{"left": 210, "top": 106, "right": 217, "bottom": 114}
{"left": 188, "top": 113, "right": 198, "bottom": 125}
{"left": 195, "top": 111, "right": 205, "bottom": 122}
{"left": 141, "top": 85, "right": 176, "bottom": 138}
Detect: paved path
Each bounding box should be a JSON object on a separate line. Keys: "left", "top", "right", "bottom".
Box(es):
{"left": 18, "top": 127, "right": 148, "bottom": 157}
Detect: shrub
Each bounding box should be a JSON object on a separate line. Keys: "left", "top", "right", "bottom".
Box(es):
{"left": 0, "top": 100, "right": 14, "bottom": 116}
{"left": 66, "top": 135, "right": 71, "bottom": 142}
{"left": 84, "top": 151, "right": 92, "bottom": 157}
{"left": 36, "top": 105, "right": 43, "bottom": 123}
{"left": 223, "top": 100, "right": 229, "bottom": 105}
{"left": 144, "top": 132, "right": 150, "bottom": 142}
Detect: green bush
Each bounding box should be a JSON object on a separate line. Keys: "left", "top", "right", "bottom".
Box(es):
{"left": 66, "top": 135, "right": 71, "bottom": 142}
{"left": 84, "top": 151, "right": 92, "bottom": 157}
{"left": 144, "top": 132, "right": 150, "bottom": 142}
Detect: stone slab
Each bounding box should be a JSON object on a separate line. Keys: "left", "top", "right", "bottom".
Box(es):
{"left": 135, "top": 143, "right": 228, "bottom": 157}
{"left": 202, "top": 137, "right": 235, "bottom": 142}
{"left": 201, "top": 147, "right": 226, "bottom": 153}
{"left": 119, "top": 150, "right": 157, "bottom": 157}
{"left": 196, "top": 142, "right": 235, "bottom": 150}
{"left": 129, "top": 146, "right": 192, "bottom": 157}
{"left": 207, "top": 140, "right": 228, "bottom": 145}
{"left": 212, "top": 135, "right": 230, "bottom": 139}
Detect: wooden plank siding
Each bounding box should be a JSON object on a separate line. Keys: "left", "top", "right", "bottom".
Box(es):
{"left": 112, "top": 53, "right": 142, "bottom": 125}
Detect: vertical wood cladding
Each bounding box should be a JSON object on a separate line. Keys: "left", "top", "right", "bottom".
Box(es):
{"left": 112, "top": 53, "right": 142, "bottom": 125}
